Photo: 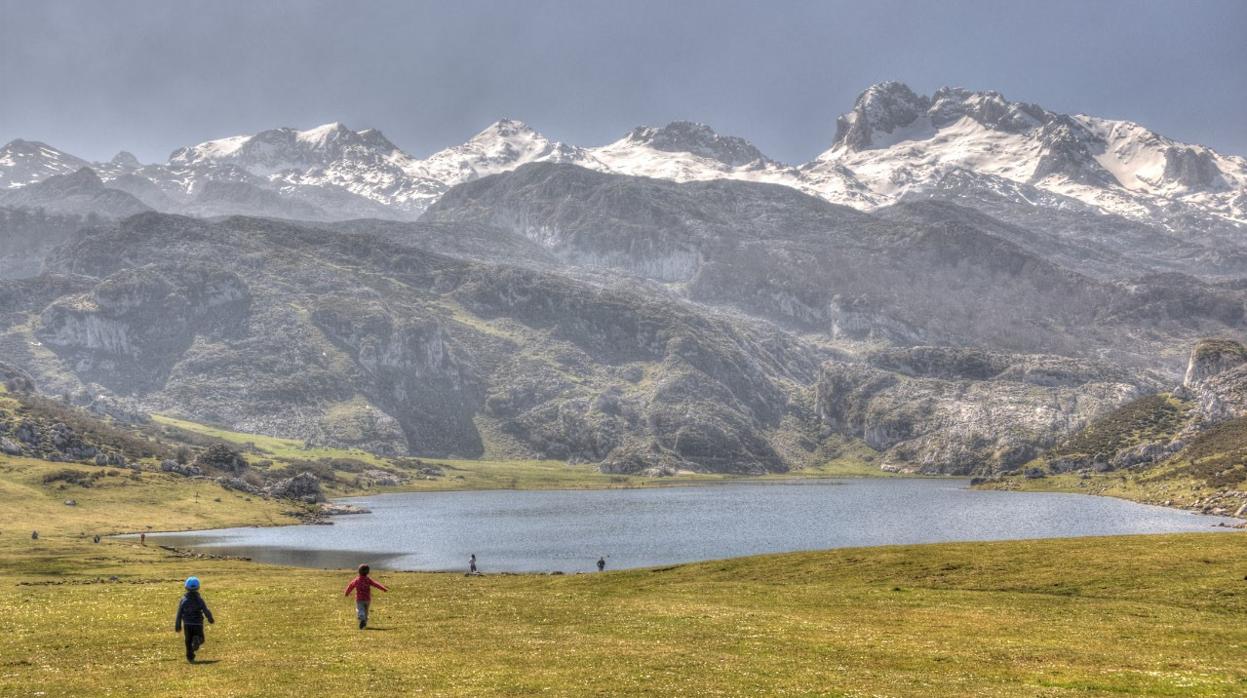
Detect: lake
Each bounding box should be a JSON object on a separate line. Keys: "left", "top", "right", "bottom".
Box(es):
{"left": 145, "top": 479, "right": 1237, "bottom": 573}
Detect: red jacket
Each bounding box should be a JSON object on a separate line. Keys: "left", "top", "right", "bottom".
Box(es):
{"left": 344, "top": 575, "right": 388, "bottom": 602}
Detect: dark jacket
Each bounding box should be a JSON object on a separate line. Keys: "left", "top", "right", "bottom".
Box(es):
{"left": 174, "top": 591, "right": 214, "bottom": 630}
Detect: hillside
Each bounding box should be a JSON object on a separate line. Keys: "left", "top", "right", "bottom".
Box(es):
{"left": 980, "top": 339, "right": 1247, "bottom": 515}
{"left": 2, "top": 197, "right": 1208, "bottom": 475}
{"left": 0, "top": 370, "right": 688, "bottom": 516}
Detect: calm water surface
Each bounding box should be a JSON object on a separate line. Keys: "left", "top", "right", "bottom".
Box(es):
{"left": 147, "top": 479, "right": 1236, "bottom": 572}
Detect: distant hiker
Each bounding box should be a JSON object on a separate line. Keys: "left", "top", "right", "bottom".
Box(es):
{"left": 93, "top": 534, "right": 101, "bottom": 544}
{"left": 469, "top": 554, "right": 477, "bottom": 575}
{"left": 344, "top": 564, "right": 388, "bottom": 629}
{"left": 140, "top": 532, "right": 146, "bottom": 546}
{"left": 174, "top": 576, "right": 215, "bottom": 663}
{"left": 597, "top": 557, "right": 606, "bottom": 572}
{"left": 31, "top": 530, "right": 37, "bottom": 540}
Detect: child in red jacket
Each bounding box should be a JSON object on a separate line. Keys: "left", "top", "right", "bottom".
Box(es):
{"left": 344, "top": 564, "right": 388, "bottom": 629}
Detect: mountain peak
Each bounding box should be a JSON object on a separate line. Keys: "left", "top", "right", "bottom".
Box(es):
{"left": 109, "top": 151, "right": 142, "bottom": 169}
{"left": 622, "top": 121, "right": 772, "bottom": 167}
{"left": 295, "top": 122, "right": 353, "bottom": 146}
{"left": 833, "top": 81, "right": 931, "bottom": 151}
{"left": 474, "top": 119, "right": 540, "bottom": 140}
{"left": 927, "top": 87, "right": 1049, "bottom": 132}
{"left": 0, "top": 140, "right": 92, "bottom": 189}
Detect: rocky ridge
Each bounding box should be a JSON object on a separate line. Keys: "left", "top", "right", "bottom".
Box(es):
{"left": 3, "top": 82, "right": 1243, "bottom": 281}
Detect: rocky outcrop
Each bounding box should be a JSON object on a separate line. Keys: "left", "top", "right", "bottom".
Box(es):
{"left": 36, "top": 265, "right": 251, "bottom": 392}
{"left": 216, "top": 476, "right": 260, "bottom": 495}
{"left": 817, "top": 349, "right": 1144, "bottom": 474}
{"left": 310, "top": 299, "right": 483, "bottom": 458}
{"left": 832, "top": 82, "right": 931, "bottom": 152}
{"left": 0, "top": 437, "right": 21, "bottom": 455}
{"left": 1035, "top": 340, "right": 1247, "bottom": 487}
{"left": 161, "top": 459, "right": 203, "bottom": 477}
{"left": 1182, "top": 339, "right": 1247, "bottom": 426}
{"left": 1109, "top": 440, "right": 1184, "bottom": 469}
{"left": 265, "top": 472, "right": 324, "bottom": 503}
{"left": 192, "top": 444, "right": 249, "bottom": 475}
{"left": 361, "top": 469, "right": 404, "bottom": 486}
{"left": 1184, "top": 339, "right": 1247, "bottom": 388}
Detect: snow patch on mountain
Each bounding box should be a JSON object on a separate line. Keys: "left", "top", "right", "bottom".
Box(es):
{"left": 0, "top": 140, "right": 91, "bottom": 189}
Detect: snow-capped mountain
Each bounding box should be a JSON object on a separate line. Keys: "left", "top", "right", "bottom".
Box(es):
{"left": 0, "top": 140, "right": 91, "bottom": 189}
{"left": 2, "top": 81, "right": 1244, "bottom": 230}
{"left": 412, "top": 119, "right": 587, "bottom": 186}
{"left": 809, "top": 82, "right": 1247, "bottom": 226}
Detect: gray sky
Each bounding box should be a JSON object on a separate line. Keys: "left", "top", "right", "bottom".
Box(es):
{"left": 2, "top": 0, "right": 1244, "bottom": 164}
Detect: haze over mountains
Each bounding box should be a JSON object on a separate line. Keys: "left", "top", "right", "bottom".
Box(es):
{"left": 1, "top": 83, "right": 1245, "bottom": 476}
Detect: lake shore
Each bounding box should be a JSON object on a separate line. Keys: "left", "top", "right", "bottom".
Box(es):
{"left": 141, "top": 478, "right": 1238, "bottom": 574}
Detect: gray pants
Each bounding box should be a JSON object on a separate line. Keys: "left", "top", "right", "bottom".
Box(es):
{"left": 356, "top": 600, "right": 370, "bottom": 624}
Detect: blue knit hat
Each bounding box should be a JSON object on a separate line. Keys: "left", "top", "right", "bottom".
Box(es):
{"left": 184, "top": 576, "right": 200, "bottom": 590}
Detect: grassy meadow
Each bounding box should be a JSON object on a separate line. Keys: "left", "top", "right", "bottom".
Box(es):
{"left": 2, "top": 451, "right": 1247, "bottom": 696}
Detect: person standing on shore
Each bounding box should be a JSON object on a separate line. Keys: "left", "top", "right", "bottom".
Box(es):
{"left": 597, "top": 557, "right": 606, "bottom": 572}
{"left": 344, "top": 564, "right": 388, "bottom": 629}
{"left": 469, "top": 554, "right": 477, "bottom": 575}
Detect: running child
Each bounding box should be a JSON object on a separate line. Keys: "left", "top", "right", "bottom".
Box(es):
{"left": 174, "top": 576, "right": 215, "bottom": 663}
{"left": 344, "top": 564, "right": 388, "bottom": 629}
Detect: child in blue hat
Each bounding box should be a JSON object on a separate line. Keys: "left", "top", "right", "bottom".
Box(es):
{"left": 174, "top": 576, "right": 215, "bottom": 663}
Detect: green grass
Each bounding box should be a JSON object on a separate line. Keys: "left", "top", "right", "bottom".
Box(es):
{"left": 151, "top": 413, "right": 897, "bottom": 493}
{"left": 983, "top": 397, "right": 1247, "bottom": 513}
{"left": 0, "top": 456, "right": 299, "bottom": 538}
{"left": 3, "top": 451, "right": 1247, "bottom": 696}
{"left": 152, "top": 414, "right": 392, "bottom": 468}
{"left": 978, "top": 466, "right": 1216, "bottom": 508}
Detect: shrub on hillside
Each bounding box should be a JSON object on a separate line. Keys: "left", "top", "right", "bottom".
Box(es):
{"left": 192, "top": 443, "right": 249, "bottom": 474}
{"left": 42, "top": 469, "right": 104, "bottom": 487}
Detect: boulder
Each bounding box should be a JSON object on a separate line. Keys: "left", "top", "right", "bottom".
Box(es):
{"left": 1110, "top": 440, "right": 1181, "bottom": 469}
{"left": 193, "top": 444, "right": 249, "bottom": 475}
{"left": 362, "top": 469, "right": 403, "bottom": 486}
{"left": 265, "top": 472, "right": 324, "bottom": 503}
{"left": 0, "top": 437, "right": 21, "bottom": 456}
{"left": 216, "top": 476, "right": 260, "bottom": 495}
{"left": 161, "top": 459, "right": 203, "bottom": 477}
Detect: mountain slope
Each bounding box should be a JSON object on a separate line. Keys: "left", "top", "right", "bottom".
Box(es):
{"left": 984, "top": 339, "right": 1247, "bottom": 516}
{"left": 424, "top": 163, "right": 1246, "bottom": 373}
{"left": 0, "top": 140, "right": 91, "bottom": 189}
{"left": 1, "top": 212, "right": 846, "bottom": 473}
